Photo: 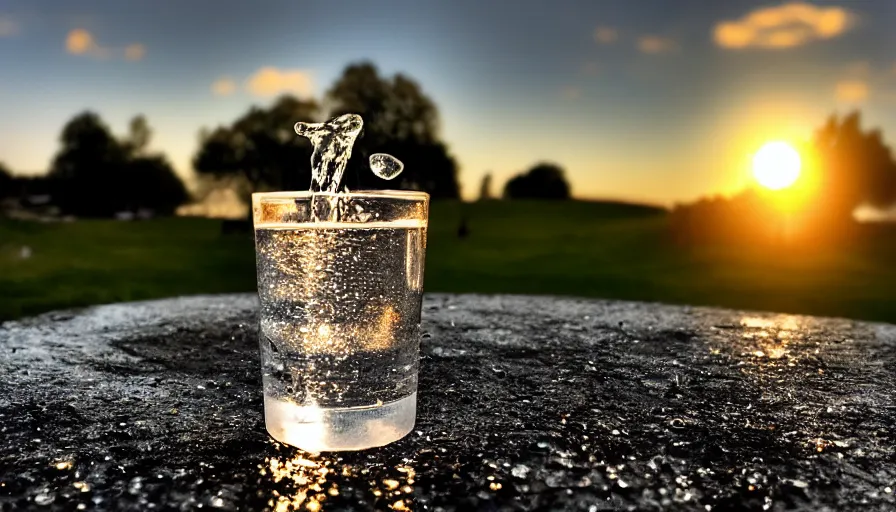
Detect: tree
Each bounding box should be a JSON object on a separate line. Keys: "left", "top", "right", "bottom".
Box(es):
{"left": 326, "top": 62, "right": 461, "bottom": 198}
{"left": 812, "top": 111, "right": 896, "bottom": 220}
{"left": 49, "top": 112, "right": 129, "bottom": 216}
{"left": 193, "top": 96, "right": 319, "bottom": 195}
{"left": 49, "top": 112, "right": 189, "bottom": 217}
{"left": 375, "top": 139, "right": 460, "bottom": 199}
{"left": 667, "top": 111, "right": 896, "bottom": 247}
{"left": 0, "top": 162, "right": 11, "bottom": 198}
{"left": 126, "top": 155, "right": 189, "bottom": 215}
{"left": 503, "top": 163, "right": 571, "bottom": 199}
{"left": 478, "top": 173, "right": 493, "bottom": 201}
{"left": 193, "top": 65, "right": 461, "bottom": 199}
{"left": 124, "top": 115, "right": 152, "bottom": 157}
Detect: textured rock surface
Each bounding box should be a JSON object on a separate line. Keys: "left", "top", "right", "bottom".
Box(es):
{"left": 1, "top": 293, "right": 896, "bottom": 511}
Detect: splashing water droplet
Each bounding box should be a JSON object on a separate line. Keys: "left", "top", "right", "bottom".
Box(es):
{"left": 369, "top": 153, "right": 404, "bottom": 180}
{"left": 294, "top": 114, "right": 363, "bottom": 193}
{"left": 293, "top": 114, "right": 407, "bottom": 224}
{"left": 511, "top": 464, "right": 531, "bottom": 479}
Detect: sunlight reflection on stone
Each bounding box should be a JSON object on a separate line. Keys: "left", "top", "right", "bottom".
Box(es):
{"left": 262, "top": 452, "right": 333, "bottom": 512}
{"left": 262, "top": 449, "right": 417, "bottom": 511}
{"left": 741, "top": 315, "right": 800, "bottom": 332}
{"left": 731, "top": 315, "right": 807, "bottom": 370}
{"left": 741, "top": 316, "right": 776, "bottom": 329}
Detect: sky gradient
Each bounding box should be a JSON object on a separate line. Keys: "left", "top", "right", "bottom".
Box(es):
{"left": 2, "top": 0, "right": 896, "bottom": 204}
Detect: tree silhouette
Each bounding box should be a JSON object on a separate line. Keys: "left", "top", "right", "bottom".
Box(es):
{"left": 49, "top": 112, "right": 129, "bottom": 216}
{"left": 478, "top": 173, "right": 493, "bottom": 201}
{"left": 503, "top": 163, "right": 571, "bottom": 199}
{"left": 812, "top": 111, "right": 896, "bottom": 220}
{"left": 49, "top": 112, "right": 189, "bottom": 217}
{"left": 327, "top": 62, "right": 461, "bottom": 198}
{"left": 127, "top": 156, "right": 189, "bottom": 215}
{"left": 669, "top": 111, "right": 896, "bottom": 247}
{"left": 193, "top": 65, "right": 461, "bottom": 199}
{"left": 327, "top": 63, "right": 439, "bottom": 148}
{"left": 124, "top": 115, "right": 152, "bottom": 157}
{"left": 0, "top": 162, "right": 11, "bottom": 198}
{"left": 193, "top": 96, "right": 318, "bottom": 195}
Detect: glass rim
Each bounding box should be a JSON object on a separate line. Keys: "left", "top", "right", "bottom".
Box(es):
{"left": 252, "top": 189, "right": 429, "bottom": 201}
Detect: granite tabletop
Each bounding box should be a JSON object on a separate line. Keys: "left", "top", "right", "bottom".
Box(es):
{"left": 1, "top": 293, "right": 895, "bottom": 511}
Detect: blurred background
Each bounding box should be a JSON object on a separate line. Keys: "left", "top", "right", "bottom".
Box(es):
{"left": 2, "top": 0, "right": 896, "bottom": 322}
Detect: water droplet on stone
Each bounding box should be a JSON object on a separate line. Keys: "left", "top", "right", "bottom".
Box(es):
{"left": 545, "top": 472, "right": 565, "bottom": 488}
{"left": 668, "top": 418, "right": 686, "bottom": 430}
{"left": 511, "top": 464, "right": 531, "bottom": 479}
{"left": 34, "top": 492, "right": 54, "bottom": 505}
{"left": 369, "top": 153, "right": 404, "bottom": 180}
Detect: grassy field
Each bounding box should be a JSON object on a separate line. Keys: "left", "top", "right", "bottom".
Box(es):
{"left": 2, "top": 200, "right": 895, "bottom": 323}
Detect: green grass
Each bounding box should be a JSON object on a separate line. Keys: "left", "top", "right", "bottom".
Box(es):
{"left": 2, "top": 200, "right": 896, "bottom": 323}
{"left": 0, "top": 217, "right": 257, "bottom": 320}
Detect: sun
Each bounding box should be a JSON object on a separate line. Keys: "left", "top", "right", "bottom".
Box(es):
{"left": 752, "top": 141, "right": 801, "bottom": 190}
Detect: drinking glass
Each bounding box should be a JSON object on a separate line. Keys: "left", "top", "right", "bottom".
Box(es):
{"left": 252, "top": 190, "right": 428, "bottom": 451}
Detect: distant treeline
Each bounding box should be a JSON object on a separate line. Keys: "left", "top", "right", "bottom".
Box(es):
{"left": 0, "top": 61, "right": 578, "bottom": 219}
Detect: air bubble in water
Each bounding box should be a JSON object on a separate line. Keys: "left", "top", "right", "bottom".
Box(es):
{"left": 370, "top": 153, "right": 404, "bottom": 180}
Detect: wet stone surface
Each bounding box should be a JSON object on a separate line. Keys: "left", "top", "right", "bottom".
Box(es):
{"left": 1, "top": 294, "right": 896, "bottom": 511}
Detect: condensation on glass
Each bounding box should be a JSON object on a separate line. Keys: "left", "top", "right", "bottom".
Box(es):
{"left": 252, "top": 190, "right": 429, "bottom": 451}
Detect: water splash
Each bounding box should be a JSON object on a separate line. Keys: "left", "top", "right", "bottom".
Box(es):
{"left": 369, "top": 153, "right": 404, "bottom": 180}
{"left": 294, "top": 114, "right": 363, "bottom": 193}
{"left": 294, "top": 114, "right": 406, "bottom": 194}
{"left": 294, "top": 114, "right": 407, "bottom": 223}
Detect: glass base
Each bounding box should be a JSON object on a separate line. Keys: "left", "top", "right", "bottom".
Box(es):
{"left": 264, "top": 393, "right": 416, "bottom": 452}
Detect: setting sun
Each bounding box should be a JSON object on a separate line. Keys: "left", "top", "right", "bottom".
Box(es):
{"left": 752, "top": 141, "right": 801, "bottom": 190}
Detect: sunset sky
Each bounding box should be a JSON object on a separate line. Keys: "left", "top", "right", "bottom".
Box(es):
{"left": 2, "top": 0, "right": 896, "bottom": 204}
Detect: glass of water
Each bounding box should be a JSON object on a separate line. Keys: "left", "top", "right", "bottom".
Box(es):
{"left": 252, "top": 190, "right": 429, "bottom": 451}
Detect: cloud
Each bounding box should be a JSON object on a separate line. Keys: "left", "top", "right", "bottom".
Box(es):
{"left": 0, "top": 15, "right": 18, "bottom": 37}
{"left": 714, "top": 2, "right": 855, "bottom": 50}
{"left": 835, "top": 80, "right": 869, "bottom": 102}
{"left": 638, "top": 36, "right": 678, "bottom": 54}
{"left": 124, "top": 43, "right": 146, "bottom": 61}
{"left": 66, "top": 28, "right": 95, "bottom": 55}
{"left": 245, "top": 67, "right": 314, "bottom": 98}
{"left": 593, "top": 26, "right": 618, "bottom": 44}
{"left": 211, "top": 77, "right": 237, "bottom": 96}
{"left": 65, "top": 28, "right": 145, "bottom": 61}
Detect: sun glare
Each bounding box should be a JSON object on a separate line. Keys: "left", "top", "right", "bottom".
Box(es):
{"left": 752, "top": 141, "right": 801, "bottom": 190}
